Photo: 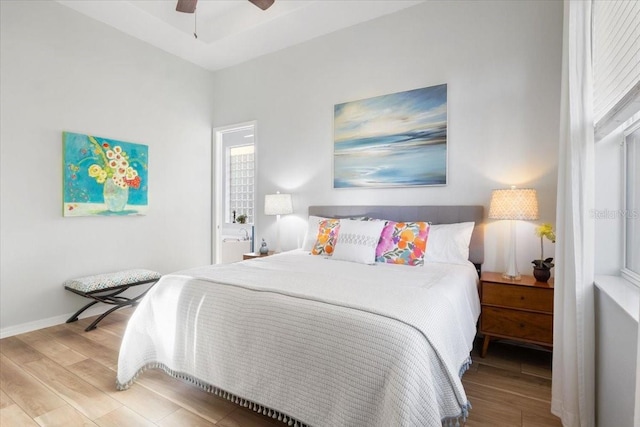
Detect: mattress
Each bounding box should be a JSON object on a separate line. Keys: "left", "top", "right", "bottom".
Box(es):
{"left": 116, "top": 250, "right": 480, "bottom": 426}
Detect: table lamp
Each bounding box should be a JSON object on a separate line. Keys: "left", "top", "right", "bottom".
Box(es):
{"left": 264, "top": 192, "right": 293, "bottom": 253}
{"left": 489, "top": 186, "right": 539, "bottom": 280}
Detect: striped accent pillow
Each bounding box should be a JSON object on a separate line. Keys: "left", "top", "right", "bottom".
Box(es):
{"left": 332, "top": 219, "right": 386, "bottom": 264}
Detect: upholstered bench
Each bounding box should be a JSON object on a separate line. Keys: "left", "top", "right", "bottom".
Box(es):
{"left": 64, "top": 269, "right": 161, "bottom": 331}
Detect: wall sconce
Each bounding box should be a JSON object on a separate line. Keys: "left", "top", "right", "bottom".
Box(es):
{"left": 489, "top": 186, "right": 539, "bottom": 280}
{"left": 264, "top": 191, "right": 293, "bottom": 253}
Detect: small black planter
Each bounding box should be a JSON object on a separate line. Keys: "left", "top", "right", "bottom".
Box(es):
{"left": 533, "top": 267, "right": 551, "bottom": 282}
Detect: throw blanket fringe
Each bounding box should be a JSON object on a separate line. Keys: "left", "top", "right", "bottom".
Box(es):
{"left": 441, "top": 402, "right": 471, "bottom": 427}
{"left": 439, "top": 356, "right": 473, "bottom": 427}
{"left": 458, "top": 356, "right": 473, "bottom": 377}
{"left": 116, "top": 356, "right": 475, "bottom": 427}
{"left": 116, "top": 362, "right": 308, "bottom": 427}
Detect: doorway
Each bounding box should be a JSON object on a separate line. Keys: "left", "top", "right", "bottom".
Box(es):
{"left": 213, "top": 121, "right": 256, "bottom": 264}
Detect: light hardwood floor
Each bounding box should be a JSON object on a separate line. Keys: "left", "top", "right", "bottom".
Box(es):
{"left": 1, "top": 308, "right": 562, "bottom": 427}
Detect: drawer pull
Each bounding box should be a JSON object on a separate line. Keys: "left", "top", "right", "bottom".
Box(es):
{"left": 520, "top": 296, "right": 525, "bottom": 300}
{"left": 520, "top": 323, "right": 525, "bottom": 328}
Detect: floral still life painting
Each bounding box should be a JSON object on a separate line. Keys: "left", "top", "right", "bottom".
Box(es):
{"left": 334, "top": 84, "right": 447, "bottom": 188}
{"left": 63, "top": 132, "right": 148, "bottom": 217}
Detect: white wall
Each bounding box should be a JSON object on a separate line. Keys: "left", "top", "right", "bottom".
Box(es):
{"left": 595, "top": 282, "right": 639, "bottom": 427}
{"left": 0, "top": 0, "right": 563, "bottom": 334}
{"left": 0, "top": 0, "right": 214, "bottom": 335}
{"left": 210, "top": 0, "right": 563, "bottom": 275}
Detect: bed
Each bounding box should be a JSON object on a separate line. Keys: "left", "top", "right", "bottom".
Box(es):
{"left": 117, "top": 205, "right": 484, "bottom": 427}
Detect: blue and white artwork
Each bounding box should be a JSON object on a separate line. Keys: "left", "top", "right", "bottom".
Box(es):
{"left": 334, "top": 84, "right": 447, "bottom": 188}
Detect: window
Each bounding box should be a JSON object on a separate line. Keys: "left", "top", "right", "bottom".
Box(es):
{"left": 592, "top": 0, "right": 640, "bottom": 283}
{"left": 226, "top": 144, "right": 254, "bottom": 224}
{"left": 623, "top": 118, "right": 640, "bottom": 284}
{"left": 593, "top": 0, "right": 640, "bottom": 139}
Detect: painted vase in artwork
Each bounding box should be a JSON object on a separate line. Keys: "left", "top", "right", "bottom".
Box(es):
{"left": 103, "top": 179, "right": 129, "bottom": 212}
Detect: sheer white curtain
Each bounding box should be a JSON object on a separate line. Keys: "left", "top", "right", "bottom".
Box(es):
{"left": 636, "top": 296, "right": 640, "bottom": 426}
{"left": 551, "top": 1, "right": 596, "bottom": 426}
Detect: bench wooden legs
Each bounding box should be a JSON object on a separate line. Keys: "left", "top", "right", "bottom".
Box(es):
{"left": 65, "top": 280, "right": 157, "bottom": 331}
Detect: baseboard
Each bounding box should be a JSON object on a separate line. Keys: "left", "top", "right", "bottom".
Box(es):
{"left": 0, "top": 305, "right": 111, "bottom": 339}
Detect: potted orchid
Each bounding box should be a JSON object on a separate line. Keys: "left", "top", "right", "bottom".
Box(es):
{"left": 532, "top": 223, "right": 556, "bottom": 282}
{"left": 87, "top": 136, "right": 141, "bottom": 212}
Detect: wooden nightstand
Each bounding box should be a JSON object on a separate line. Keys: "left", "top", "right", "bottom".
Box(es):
{"left": 479, "top": 271, "right": 554, "bottom": 357}
{"left": 242, "top": 251, "right": 275, "bottom": 260}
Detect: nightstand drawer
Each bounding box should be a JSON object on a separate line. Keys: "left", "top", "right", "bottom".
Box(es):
{"left": 482, "top": 306, "right": 553, "bottom": 345}
{"left": 482, "top": 282, "right": 553, "bottom": 312}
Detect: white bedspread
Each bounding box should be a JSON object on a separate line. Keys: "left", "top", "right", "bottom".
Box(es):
{"left": 117, "top": 250, "right": 480, "bottom": 426}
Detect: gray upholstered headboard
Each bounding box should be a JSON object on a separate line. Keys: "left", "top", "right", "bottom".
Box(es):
{"left": 308, "top": 205, "right": 484, "bottom": 268}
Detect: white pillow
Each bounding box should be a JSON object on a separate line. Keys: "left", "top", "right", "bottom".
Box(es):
{"left": 302, "top": 215, "right": 330, "bottom": 251}
{"left": 332, "top": 219, "right": 386, "bottom": 264}
{"left": 424, "top": 222, "right": 475, "bottom": 265}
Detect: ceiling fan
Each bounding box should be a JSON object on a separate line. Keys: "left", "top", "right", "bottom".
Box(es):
{"left": 176, "top": 0, "right": 275, "bottom": 13}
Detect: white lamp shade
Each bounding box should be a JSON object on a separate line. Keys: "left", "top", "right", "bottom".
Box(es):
{"left": 264, "top": 193, "right": 293, "bottom": 215}
{"left": 488, "top": 188, "right": 539, "bottom": 220}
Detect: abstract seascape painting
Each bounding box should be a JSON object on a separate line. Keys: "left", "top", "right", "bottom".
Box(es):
{"left": 63, "top": 132, "right": 149, "bottom": 217}
{"left": 334, "top": 84, "right": 447, "bottom": 188}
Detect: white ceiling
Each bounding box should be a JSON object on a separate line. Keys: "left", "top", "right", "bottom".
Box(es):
{"left": 57, "top": 0, "right": 424, "bottom": 72}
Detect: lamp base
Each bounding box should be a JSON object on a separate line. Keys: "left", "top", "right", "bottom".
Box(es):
{"left": 275, "top": 214, "right": 282, "bottom": 253}
{"left": 502, "top": 272, "right": 521, "bottom": 281}
{"left": 502, "top": 219, "right": 521, "bottom": 281}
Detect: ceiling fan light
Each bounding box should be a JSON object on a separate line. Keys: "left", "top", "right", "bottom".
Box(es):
{"left": 176, "top": 0, "right": 274, "bottom": 15}
{"left": 176, "top": 0, "right": 197, "bottom": 14}
{"left": 249, "top": 0, "right": 275, "bottom": 11}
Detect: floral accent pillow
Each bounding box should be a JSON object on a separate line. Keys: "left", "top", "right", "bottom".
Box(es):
{"left": 302, "top": 215, "right": 331, "bottom": 251}
{"left": 311, "top": 219, "right": 341, "bottom": 256}
{"left": 375, "top": 221, "right": 430, "bottom": 266}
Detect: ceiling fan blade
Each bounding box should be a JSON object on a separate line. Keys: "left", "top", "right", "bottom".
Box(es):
{"left": 176, "top": 0, "right": 197, "bottom": 14}
{"left": 249, "top": 0, "right": 275, "bottom": 11}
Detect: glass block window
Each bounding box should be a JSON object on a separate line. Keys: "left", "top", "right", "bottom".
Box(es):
{"left": 227, "top": 144, "right": 254, "bottom": 224}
